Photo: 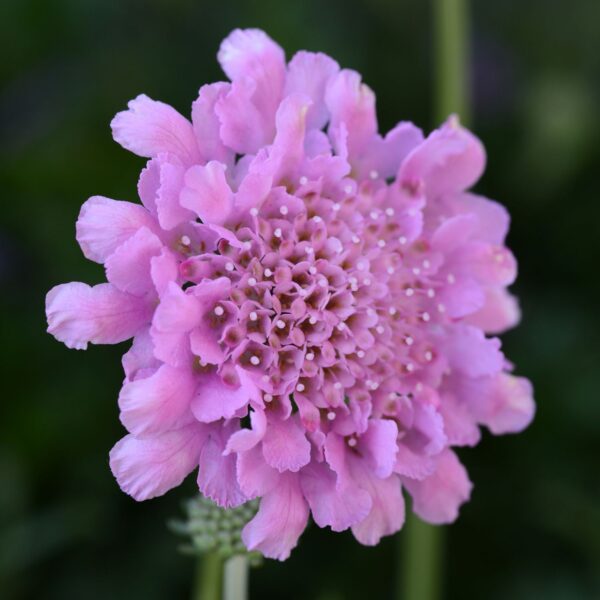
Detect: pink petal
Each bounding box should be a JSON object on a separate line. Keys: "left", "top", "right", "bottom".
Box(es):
{"left": 109, "top": 425, "right": 205, "bottom": 501}
{"left": 150, "top": 249, "right": 179, "bottom": 297}
{"left": 105, "top": 226, "right": 164, "bottom": 296}
{"left": 455, "top": 192, "right": 510, "bottom": 245}
{"left": 242, "top": 472, "right": 309, "bottom": 561}
{"left": 191, "top": 372, "right": 251, "bottom": 423}
{"left": 394, "top": 444, "right": 436, "bottom": 481}
{"left": 76, "top": 196, "right": 158, "bottom": 264}
{"left": 285, "top": 51, "right": 339, "bottom": 130}
{"left": 118, "top": 363, "right": 196, "bottom": 436}
{"left": 359, "top": 418, "right": 399, "bottom": 479}
{"left": 137, "top": 159, "right": 160, "bottom": 214}
{"left": 261, "top": 415, "right": 311, "bottom": 473}
{"left": 326, "top": 69, "right": 377, "bottom": 161}
{"left": 300, "top": 462, "right": 372, "bottom": 532}
{"left": 399, "top": 116, "right": 486, "bottom": 198}
{"left": 192, "top": 82, "right": 234, "bottom": 165}
{"left": 465, "top": 287, "right": 521, "bottom": 335}
{"left": 350, "top": 464, "right": 405, "bottom": 546}
{"left": 217, "top": 29, "right": 285, "bottom": 151}
{"left": 110, "top": 94, "right": 199, "bottom": 164}
{"left": 180, "top": 161, "right": 233, "bottom": 225}
{"left": 224, "top": 408, "right": 267, "bottom": 454}
{"left": 236, "top": 444, "right": 279, "bottom": 498}
{"left": 122, "top": 328, "right": 159, "bottom": 381}
{"left": 443, "top": 324, "right": 504, "bottom": 378}
{"left": 154, "top": 154, "right": 195, "bottom": 230}
{"left": 403, "top": 449, "right": 472, "bottom": 524}
{"left": 46, "top": 282, "right": 151, "bottom": 350}
{"left": 197, "top": 422, "right": 247, "bottom": 508}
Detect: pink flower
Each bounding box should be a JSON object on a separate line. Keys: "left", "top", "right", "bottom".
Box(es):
{"left": 46, "top": 28, "right": 534, "bottom": 561}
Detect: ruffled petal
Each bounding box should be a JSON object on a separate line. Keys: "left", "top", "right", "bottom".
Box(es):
{"left": 443, "top": 324, "right": 504, "bottom": 378}
{"left": 359, "top": 418, "right": 399, "bottom": 479}
{"left": 180, "top": 161, "right": 234, "bottom": 225}
{"left": 76, "top": 196, "right": 158, "bottom": 264}
{"left": 111, "top": 94, "right": 199, "bottom": 164}
{"left": 197, "top": 422, "right": 247, "bottom": 508}
{"left": 242, "top": 472, "right": 308, "bottom": 561}
{"left": 118, "top": 363, "right": 196, "bottom": 436}
{"left": 105, "top": 226, "right": 164, "bottom": 296}
{"left": 109, "top": 425, "right": 205, "bottom": 501}
{"left": 261, "top": 415, "right": 311, "bottom": 473}
{"left": 46, "top": 282, "right": 151, "bottom": 350}
{"left": 285, "top": 51, "right": 339, "bottom": 130}
{"left": 191, "top": 372, "right": 252, "bottom": 423}
{"left": 403, "top": 449, "right": 472, "bottom": 524}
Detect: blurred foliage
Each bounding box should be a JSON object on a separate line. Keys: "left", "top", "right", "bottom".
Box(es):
{"left": 1, "top": 0, "right": 599, "bottom": 598}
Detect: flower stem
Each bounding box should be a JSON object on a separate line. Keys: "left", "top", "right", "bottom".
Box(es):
{"left": 193, "top": 552, "right": 222, "bottom": 600}
{"left": 223, "top": 555, "right": 249, "bottom": 600}
{"left": 399, "top": 514, "right": 444, "bottom": 600}
{"left": 433, "top": 0, "right": 471, "bottom": 125}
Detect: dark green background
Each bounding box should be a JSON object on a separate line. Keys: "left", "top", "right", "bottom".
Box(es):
{"left": 1, "top": 0, "right": 599, "bottom": 598}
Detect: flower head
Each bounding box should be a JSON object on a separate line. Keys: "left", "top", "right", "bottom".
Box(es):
{"left": 46, "top": 29, "right": 534, "bottom": 560}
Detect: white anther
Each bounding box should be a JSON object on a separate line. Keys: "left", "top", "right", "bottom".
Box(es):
{"left": 423, "top": 260, "right": 431, "bottom": 269}
{"left": 363, "top": 278, "right": 371, "bottom": 286}
{"left": 250, "top": 355, "right": 260, "bottom": 365}
{"left": 347, "top": 437, "right": 357, "bottom": 447}
{"left": 398, "top": 236, "right": 407, "bottom": 245}
{"left": 352, "top": 235, "right": 361, "bottom": 244}
{"left": 349, "top": 276, "right": 358, "bottom": 286}
{"left": 421, "top": 312, "right": 431, "bottom": 322}
{"left": 385, "top": 207, "right": 395, "bottom": 217}
{"left": 376, "top": 325, "right": 385, "bottom": 334}
{"left": 275, "top": 320, "right": 285, "bottom": 330}
{"left": 248, "top": 277, "right": 257, "bottom": 286}
{"left": 243, "top": 241, "right": 252, "bottom": 250}
{"left": 366, "top": 308, "right": 376, "bottom": 317}
{"left": 415, "top": 382, "right": 424, "bottom": 393}
{"left": 413, "top": 267, "right": 421, "bottom": 275}
{"left": 356, "top": 350, "right": 365, "bottom": 358}
{"left": 280, "top": 205, "right": 289, "bottom": 215}
{"left": 437, "top": 303, "right": 446, "bottom": 313}
{"left": 180, "top": 235, "right": 191, "bottom": 246}
{"left": 447, "top": 273, "right": 456, "bottom": 284}
{"left": 332, "top": 203, "right": 341, "bottom": 213}
{"left": 369, "top": 170, "right": 379, "bottom": 180}
{"left": 299, "top": 176, "right": 308, "bottom": 186}
{"left": 318, "top": 278, "right": 328, "bottom": 288}
{"left": 337, "top": 322, "right": 346, "bottom": 331}
{"left": 305, "top": 246, "right": 314, "bottom": 254}
{"left": 327, "top": 411, "right": 336, "bottom": 421}
{"left": 312, "top": 215, "right": 322, "bottom": 223}
{"left": 250, "top": 207, "right": 259, "bottom": 217}
{"left": 306, "top": 352, "right": 315, "bottom": 361}
{"left": 377, "top": 239, "right": 386, "bottom": 248}
{"left": 309, "top": 266, "right": 318, "bottom": 275}
{"left": 296, "top": 383, "right": 305, "bottom": 392}
{"left": 357, "top": 261, "right": 367, "bottom": 271}
{"left": 344, "top": 185, "right": 353, "bottom": 195}
{"left": 370, "top": 210, "right": 379, "bottom": 220}
{"left": 389, "top": 307, "right": 397, "bottom": 316}
{"left": 425, "top": 351, "right": 433, "bottom": 362}
{"left": 404, "top": 336, "right": 414, "bottom": 346}
{"left": 405, "top": 288, "right": 414, "bottom": 297}
{"left": 213, "top": 306, "right": 224, "bottom": 316}
{"left": 309, "top": 316, "right": 317, "bottom": 325}
{"left": 249, "top": 311, "right": 258, "bottom": 321}
{"left": 333, "top": 382, "right": 342, "bottom": 390}
{"left": 225, "top": 262, "right": 235, "bottom": 272}
{"left": 405, "top": 362, "right": 415, "bottom": 372}
{"left": 427, "top": 288, "right": 435, "bottom": 298}
{"left": 274, "top": 228, "right": 282, "bottom": 238}
{"left": 264, "top": 268, "right": 273, "bottom": 278}
{"left": 387, "top": 266, "right": 395, "bottom": 275}
{"left": 264, "top": 393, "right": 273, "bottom": 403}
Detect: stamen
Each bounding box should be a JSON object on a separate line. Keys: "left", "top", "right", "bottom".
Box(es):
{"left": 180, "top": 235, "right": 191, "bottom": 246}
{"left": 279, "top": 205, "right": 289, "bottom": 215}
{"left": 376, "top": 325, "right": 385, "bottom": 334}
{"left": 385, "top": 207, "right": 395, "bottom": 217}
{"left": 447, "top": 273, "right": 456, "bottom": 284}
{"left": 352, "top": 235, "right": 360, "bottom": 244}
{"left": 405, "top": 288, "right": 414, "bottom": 297}
{"left": 427, "top": 288, "right": 435, "bottom": 298}
{"left": 213, "top": 306, "right": 224, "bottom": 316}
{"left": 332, "top": 203, "right": 341, "bottom": 212}
{"left": 344, "top": 185, "right": 353, "bottom": 195}
{"left": 309, "top": 266, "right": 318, "bottom": 275}
{"left": 264, "top": 393, "right": 273, "bottom": 403}
{"left": 333, "top": 382, "right": 342, "bottom": 390}
{"left": 370, "top": 210, "right": 379, "bottom": 220}
{"left": 398, "top": 236, "right": 407, "bottom": 245}
{"left": 356, "top": 350, "right": 365, "bottom": 358}
{"left": 264, "top": 268, "right": 273, "bottom": 277}
{"left": 327, "top": 411, "right": 336, "bottom": 421}
{"left": 225, "top": 262, "right": 235, "bottom": 272}
{"left": 389, "top": 307, "right": 397, "bottom": 316}
{"left": 296, "top": 383, "right": 305, "bottom": 392}
{"left": 299, "top": 176, "right": 308, "bottom": 186}
{"left": 305, "top": 352, "right": 315, "bottom": 361}
{"left": 276, "top": 319, "right": 286, "bottom": 329}
{"left": 347, "top": 437, "right": 357, "bottom": 447}
{"left": 377, "top": 239, "right": 386, "bottom": 248}
{"left": 421, "top": 312, "right": 431, "bottom": 322}
{"left": 425, "top": 351, "right": 433, "bottom": 361}
{"left": 249, "top": 311, "right": 258, "bottom": 321}
{"left": 387, "top": 266, "right": 395, "bottom": 275}
{"left": 250, "top": 207, "right": 259, "bottom": 217}
{"left": 369, "top": 170, "right": 379, "bottom": 180}
{"left": 437, "top": 303, "right": 446, "bottom": 313}
{"left": 250, "top": 355, "right": 260, "bottom": 366}
{"left": 274, "top": 228, "right": 282, "bottom": 238}
{"left": 248, "top": 277, "right": 257, "bottom": 286}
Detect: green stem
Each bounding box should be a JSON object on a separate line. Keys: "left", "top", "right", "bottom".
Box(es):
{"left": 433, "top": 0, "right": 471, "bottom": 125}
{"left": 400, "top": 514, "right": 444, "bottom": 600}
{"left": 223, "top": 555, "right": 249, "bottom": 600}
{"left": 193, "top": 552, "right": 222, "bottom": 600}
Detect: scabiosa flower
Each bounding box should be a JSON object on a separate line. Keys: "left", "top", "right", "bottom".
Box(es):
{"left": 46, "top": 29, "right": 534, "bottom": 560}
